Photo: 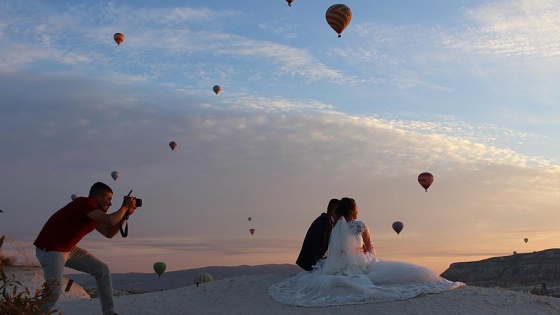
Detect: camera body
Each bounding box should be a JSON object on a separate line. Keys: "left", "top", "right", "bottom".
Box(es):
{"left": 125, "top": 190, "right": 142, "bottom": 207}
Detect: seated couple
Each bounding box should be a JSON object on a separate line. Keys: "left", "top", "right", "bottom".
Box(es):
{"left": 269, "top": 198, "right": 464, "bottom": 307}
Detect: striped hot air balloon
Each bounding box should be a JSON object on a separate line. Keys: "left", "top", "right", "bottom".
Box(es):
{"left": 194, "top": 273, "right": 214, "bottom": 287}
{"left": 325, "top": 4, "right": 352, "bottom": 38}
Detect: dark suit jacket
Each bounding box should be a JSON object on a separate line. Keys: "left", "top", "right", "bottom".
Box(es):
{"left": 295, "top": 213, "right": 333, "bottom": 271}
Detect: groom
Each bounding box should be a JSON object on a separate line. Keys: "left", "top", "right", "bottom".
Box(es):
{"left": 296, "top": 199, "right": 339, "bottom": 271}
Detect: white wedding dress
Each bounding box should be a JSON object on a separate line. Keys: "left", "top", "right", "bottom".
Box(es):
{"left": 269, "top": 217, "right": 464, "bottom": 307}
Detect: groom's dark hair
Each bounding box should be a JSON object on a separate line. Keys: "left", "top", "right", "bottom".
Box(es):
{"left": 327, "top": 199, "right": 339, "bottom": 215}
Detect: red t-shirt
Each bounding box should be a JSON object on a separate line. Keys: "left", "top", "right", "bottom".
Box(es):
{"left": 34, "top": 197, "right": 99, "bottom": 252}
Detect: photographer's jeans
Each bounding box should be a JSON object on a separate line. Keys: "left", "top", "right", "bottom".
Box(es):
{"left": 36, "top": 246, "right": 116, "bottom": 315}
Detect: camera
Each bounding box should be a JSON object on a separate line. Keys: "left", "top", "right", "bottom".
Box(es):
{"left": 125, "top": 190, "right": 142, "bottom": 207}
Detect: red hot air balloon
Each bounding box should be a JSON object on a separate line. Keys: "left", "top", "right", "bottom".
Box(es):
{"left": 113, "top": 33, "right": 125, "bottom": 46}
{"left": 392, "top": 221, "right": 404, "bottom": 235}
{"left": 169, "top": 141, "right": 177, "bottom": 151}
{"left": 212, "top": 85, "right": 221, "bottom": 95}
{"left": 326, "top": 4, "right": 352, "bottom": 38}
{"left": 418, "top": 172, "right": 434, "bottom": 192}
{"left": 250, "top": 228, "right": 255, "bottom": 235}
{"left": 286, "top": 0, "right": 294, "bottom": 6}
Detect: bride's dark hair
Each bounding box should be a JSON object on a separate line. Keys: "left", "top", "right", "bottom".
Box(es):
{"left": 336, "top": 197, "right": 356, "bottom": 220}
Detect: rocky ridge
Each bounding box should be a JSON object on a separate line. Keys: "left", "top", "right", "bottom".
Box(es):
{"left": 441, "top": 248, "right": 560, "bottom": 297}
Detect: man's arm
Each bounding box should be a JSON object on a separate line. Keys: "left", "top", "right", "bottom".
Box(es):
{"left": 95, "top": 220, "right": 126, "bottom": 238}
{"left": 88, "top": 198, "right": 135, "bottom": 238}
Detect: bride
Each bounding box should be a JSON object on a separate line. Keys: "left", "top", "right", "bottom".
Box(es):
{"left": 269, "top": 197, "right": 464, "bottom": 307}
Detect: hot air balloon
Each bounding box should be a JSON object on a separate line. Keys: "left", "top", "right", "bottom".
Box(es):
{"left": 248, "top": 217, "right": 252, "bottom": 222}
{"left": 524, "top": 238, "right": 529, "bottom": 243}
{"left": 113, "top": 33, "right": 125, "bottom": 46}
{"left": 169, "top": 141, "right": 177, "bottom": 151}
{"left": 212, "top": 85, "right": 221, "bottom": 95}
{"left": 111, "top": 171, "right": 119, "bottom": 181}
{"left": 71, "top": 194, "right": 78, "bottom": 200}
{"left": 392, "top": 221, "right": 404, "bottom": 235}
{"left": 418, "top": 172, "right": 434, "bottom": 192}
{"left": 250, "top": 228, "right": 255, "bottom": 235}
{"left": 194, "top": 273, "right": 214, "bottom": 287}
{"left": 286, "top": 0, "right": 294, "bottom": 6}
{"left": 153, "top": 262, "right": 166, "bottom": 277}
{"left": 326, "top": 4, "right": 352, "bottom": 38}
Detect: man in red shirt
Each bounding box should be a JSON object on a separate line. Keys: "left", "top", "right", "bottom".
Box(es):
{"left": 34, "top": 182, "right": 137, "bottom": 315}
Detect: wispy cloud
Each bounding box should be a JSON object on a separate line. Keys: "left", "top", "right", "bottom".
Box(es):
{"left": 0, "top": 2, "right": 347, "bottom": 84}
{"left": 450, "top": 0, "right": 560, "bottom": 58}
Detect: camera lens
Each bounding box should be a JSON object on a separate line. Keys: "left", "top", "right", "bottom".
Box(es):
{"left": 135, "top": 198, "right": 143, "bottom": 207}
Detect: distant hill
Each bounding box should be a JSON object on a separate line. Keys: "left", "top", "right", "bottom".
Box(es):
{"left": 441, "top": 248, "right": 560, "bottom": 297}
{"left": 67, "top": 264, "right": 302, "bottom": 293}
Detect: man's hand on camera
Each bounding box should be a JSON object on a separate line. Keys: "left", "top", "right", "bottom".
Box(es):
{"left": 122, "top": 196, "right": 137, "bottom": 215}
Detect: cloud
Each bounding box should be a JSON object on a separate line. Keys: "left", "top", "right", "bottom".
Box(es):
{"left": 3, "top": 1, "right": 560, "bottom": 274}
{"left": 450, "top": 0, "right": 560, "bottom": 58}
{"left": 258, "top": 22, "right": 298, "bottom": 40}
{"left": 0, "top": 2, "right": 347, "bottom": 84}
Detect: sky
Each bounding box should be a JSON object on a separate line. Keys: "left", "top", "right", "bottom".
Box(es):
{"left": 2, "top": 0, "right": 560, "bottom": 275}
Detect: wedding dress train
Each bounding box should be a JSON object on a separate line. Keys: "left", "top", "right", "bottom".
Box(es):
{"left": 269, "top": 217, "right": 464, "bottom": 307}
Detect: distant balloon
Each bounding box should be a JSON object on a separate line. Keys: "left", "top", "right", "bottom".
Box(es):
{"left": 169, "top": 141, "right": 177, "bottom": 151}
{"left": 212, "top": 85, "right": 221, "bottom": 95}
{"left": 250, "top": 228, "right": 255, "bottom": 235}
{"left": 153, "top": 262, "right": 166, "bottom": 277}
{"left": 113, "top": 33, "right": 125, "bottom": 46}
{"left": 71, "top": 194, "right": 78, "bottom": 200}
{"left": 418, "top": 172, "right": 434, "bottom": 192}
{"left": 248, "top": 217, "right": 252, "bottom": 222}
{"left": 111, "top": 171, "right": 119, "bottom": 181}
{"left": 392, "top": 221, "right": 404, "bottom": 235}
{"left": 194, "top": 273, "right": 214, "bottom": 286}
{"left": 326, "top": 4, "right": 352, "bottom": 38}
{"left": 286, "top": 0, "right": 294, "bottom": 6}
{"left": 524, "top": 238, "right": 529, "bottom": 243}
